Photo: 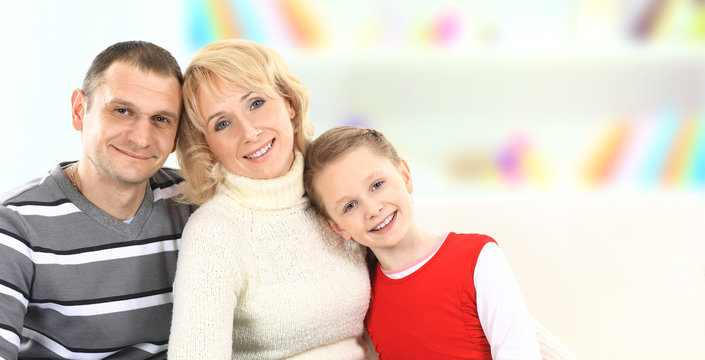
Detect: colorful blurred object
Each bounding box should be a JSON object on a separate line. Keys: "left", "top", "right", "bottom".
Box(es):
{"left": 582, "top": 112, "right": 705, "bottom": 189}
{"left": 443, "top": 135, "right": 550, "bottom": 189}
{"left": 631, "top": 0, "right": 705, "bottom": 42}
{"left": 187, "top": 0, "right": 326, "bottom": 51}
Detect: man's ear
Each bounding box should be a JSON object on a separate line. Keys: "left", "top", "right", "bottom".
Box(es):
{"left": 399, "top": 158, "right": 413, "bottom": 194}
{"left": 327, "top": 218, "right": 351, "bottom": 241}
{"left": 71, "top": 89, "right": 86, "bottom": 131}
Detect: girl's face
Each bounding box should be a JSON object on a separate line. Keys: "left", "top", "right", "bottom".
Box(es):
{"left": 197, "top": 76, "right": 296, "bottom": 179}
{"left": 314, "top": 146, "right": 414, "bottom": 250}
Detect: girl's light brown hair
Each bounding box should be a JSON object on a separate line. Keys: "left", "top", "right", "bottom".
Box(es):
{"left": 303, "top": 126, "right": 401, "bottom": 219}
{"left": 177, "top": 39, "right": 314, "bottom": 205}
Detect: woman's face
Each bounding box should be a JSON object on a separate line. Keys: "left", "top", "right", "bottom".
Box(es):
{"left": 196, "top": 76, "right": 296, "bottom": 179}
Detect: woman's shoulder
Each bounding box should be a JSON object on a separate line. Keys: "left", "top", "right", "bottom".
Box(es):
{"left": 190, "top": 193, "right": 245, "bottom": 221}
{"left": 181, "top": 194, "right": 248, "bottom": 246}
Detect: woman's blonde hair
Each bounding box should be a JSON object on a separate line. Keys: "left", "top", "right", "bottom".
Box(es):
{"left": 177, "top": 39, "right": 313, "bottom": 205}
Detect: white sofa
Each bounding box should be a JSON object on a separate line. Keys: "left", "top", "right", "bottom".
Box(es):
{"left": 413, "top": 191, "right": 705, "bottom": 360}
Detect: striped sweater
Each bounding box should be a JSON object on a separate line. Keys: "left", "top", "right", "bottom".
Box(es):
{"left": 0, "top": 162, "right": 195, "bottom": 360}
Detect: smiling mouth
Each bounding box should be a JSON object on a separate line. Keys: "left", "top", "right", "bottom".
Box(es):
{"left": 114, "top": 146, "right": 152, "bottom": 160}
{"left": 244, "top": 139, "right": 274, "bottom": 159}
{"left": 371, "top": 211, "right": 396, "bottom": 232}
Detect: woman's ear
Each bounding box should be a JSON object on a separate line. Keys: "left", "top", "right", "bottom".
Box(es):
{"left": 327, "top": 218, "right": 351, "bottom": 241}
{"left": 286, "top": 99, "right": 295, "bottom": 119}
{"left": 399, "top": 158, "right": 413, "bottom": 194}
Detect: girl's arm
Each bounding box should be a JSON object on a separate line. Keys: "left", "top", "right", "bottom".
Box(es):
{"left": 474, "top": 242, "right": 541, "bottom": 360}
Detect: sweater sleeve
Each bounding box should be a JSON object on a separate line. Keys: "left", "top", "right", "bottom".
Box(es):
{"left": 167, "top": 208, "right": 243, "bottom": 360}
{"left": 0, "top": 207, "right": 33, "bottom": 360}
{"left": 474, "top": 242, "right": 541, "bottom": 360}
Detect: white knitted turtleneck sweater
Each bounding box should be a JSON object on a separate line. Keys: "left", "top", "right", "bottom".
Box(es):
{"left": 168, "top": 152, "right": 371, "bottom": 360}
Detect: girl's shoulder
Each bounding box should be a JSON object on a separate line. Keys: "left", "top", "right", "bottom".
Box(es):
{"left": 444, "top": 232, "right": 497, "bottom": 251}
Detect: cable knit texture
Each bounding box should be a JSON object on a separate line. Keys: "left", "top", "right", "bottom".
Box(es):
{"left": 168, "top": 152, "right": 371, "bottom": 360}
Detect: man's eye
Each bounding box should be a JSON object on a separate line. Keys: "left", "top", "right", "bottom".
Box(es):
{"left": 116, "top": 108, "right": 129, "bottom": 115}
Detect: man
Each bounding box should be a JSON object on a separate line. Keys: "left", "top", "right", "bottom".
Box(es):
{"left": 0, "top": 41, "right": 195, "bottom": 360}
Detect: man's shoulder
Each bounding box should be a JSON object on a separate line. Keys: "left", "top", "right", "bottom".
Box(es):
{"left": 0, "top": 169, "right": 57, "bottom": 206}
{"left": 149, "top": 166, "right": 184, "bottom": 191}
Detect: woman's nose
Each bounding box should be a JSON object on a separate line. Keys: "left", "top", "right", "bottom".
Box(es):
{"left": 241, "top": 120, "right": 262, "bottom": 141}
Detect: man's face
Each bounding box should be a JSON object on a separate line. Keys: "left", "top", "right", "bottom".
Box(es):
{"left": 72, "top": 61, "right": 182, "bottom": 187}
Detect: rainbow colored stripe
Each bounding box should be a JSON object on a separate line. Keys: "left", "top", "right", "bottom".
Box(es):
{"left": 582, "top": 112, "right": 705, "bottom": 189}
{"left": 186, "top": 1, "right": 473, "bottom": 52}
{"left": 186, "top": 0, "right": 326, "bottom": 51}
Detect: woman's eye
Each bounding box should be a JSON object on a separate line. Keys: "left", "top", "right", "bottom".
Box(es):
{"left": 344, "top": 201, "right": 357, "bottom": 213}
{"left": 250, "top": 99, "right": 264, "bottom": 110}
{"left": 371, "top": 181, "right": 384, "bottom": 191}
{"left": 215, "top": 120, "right": 230, "bottom": 131}
{"left": 154, "top": 116, "right": 168, "bottom": 123}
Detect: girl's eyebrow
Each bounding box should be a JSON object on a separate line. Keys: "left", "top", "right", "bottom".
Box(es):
{"left": 332, "top": 172, "right": 381, "bottom": 208}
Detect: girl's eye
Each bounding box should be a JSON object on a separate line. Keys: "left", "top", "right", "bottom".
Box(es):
{"left": 215, "top": 120, "right": 230, "bottom": 131}
{"left": 371, "top": 181, "right": 384, "bottom": 191}
{"left": 250, "top": 99, "right": 264, "bottom": 110}
{"left": 344, "top": 201, "right": 357, "bottom": 213}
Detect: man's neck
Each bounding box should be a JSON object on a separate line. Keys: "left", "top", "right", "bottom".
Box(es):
{"left": 68, "top": 161, "right": 148, "bottom": 221}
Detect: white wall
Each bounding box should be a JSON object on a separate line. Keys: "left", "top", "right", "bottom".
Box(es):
{"left": 1, "top": 2, "right": 703, "bottom": 358}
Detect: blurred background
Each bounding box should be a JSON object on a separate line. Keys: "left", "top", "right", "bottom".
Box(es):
{"left": 1, "top": 1, "right": 704, "bottom": 359}
{"left": 1, "top": 0, "right": 704, "bottom": 195}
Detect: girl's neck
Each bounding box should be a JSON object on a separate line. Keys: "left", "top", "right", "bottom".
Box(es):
{"left": 373, "top": 224, "right": 440, "bottom": 272}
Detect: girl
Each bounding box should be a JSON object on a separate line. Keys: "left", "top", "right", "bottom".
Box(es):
{"left": 303, "top": 126, "right": 542, "bottom": 360}
{"left": 168, "top": 40, "right": 371, "bottom": 359}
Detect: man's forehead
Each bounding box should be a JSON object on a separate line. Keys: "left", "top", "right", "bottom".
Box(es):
{"left": 94, "top": 64, "right": 181, "bottom": 103}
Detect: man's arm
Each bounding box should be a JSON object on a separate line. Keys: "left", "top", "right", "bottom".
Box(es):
{"left": 0, "top": 206, "right": 34, "bottom": 360}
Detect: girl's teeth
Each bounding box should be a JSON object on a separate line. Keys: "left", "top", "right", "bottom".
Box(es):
{"left": 373, "top": 213, "right": 395, "bottom": 231}
{"left": 245, "top": 141, "right": 272, "bottom": 159}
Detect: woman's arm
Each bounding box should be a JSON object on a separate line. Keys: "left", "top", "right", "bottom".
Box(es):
{"left": 474, "top": 242, "right": 541, "bottom": 360}
{"left": 167, "top": 213, "right": 242, "bottom": 360}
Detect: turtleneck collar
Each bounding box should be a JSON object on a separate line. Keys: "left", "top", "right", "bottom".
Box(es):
{"left": 219, "top": 150, "right": 307, "bottom": 211}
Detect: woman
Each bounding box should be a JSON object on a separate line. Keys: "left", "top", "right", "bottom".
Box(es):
{"left": 167, "top": 39, "right": 371, "bottom": 360}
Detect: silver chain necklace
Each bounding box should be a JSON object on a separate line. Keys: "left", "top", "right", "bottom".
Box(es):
{"left": 70, "top": 162, "right": 79, "bottom": 191}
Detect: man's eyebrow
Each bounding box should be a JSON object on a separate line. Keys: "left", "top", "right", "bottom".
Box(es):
{"left": 205, "top": 91, "right": 254, "bottom": 125}
{"left": 107, "top": 98, "right": 178, "bottom": 120}
{"left": 106, "top": 98, "right": 135, "bottom": 108}
{"left": 156, "top": 109, "right": 179, "bottom": 120}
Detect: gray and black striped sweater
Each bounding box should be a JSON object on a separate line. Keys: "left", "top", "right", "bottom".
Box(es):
{"left": 0, "top": 162, "right": 195, "bottom": 360}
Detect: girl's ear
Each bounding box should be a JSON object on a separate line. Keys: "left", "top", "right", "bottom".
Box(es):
{"left": 327, "top": 218, "right": 351, "bottom": 240}
{"left": 399, "top": 158, "right": 413, "bottom": 194}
